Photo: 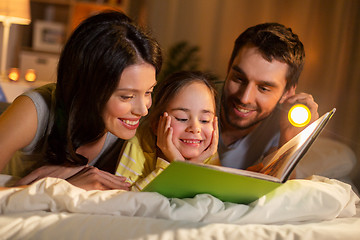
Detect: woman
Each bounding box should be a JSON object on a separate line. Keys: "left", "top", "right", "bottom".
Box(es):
{"left": 0, "top": 11, "right": 162, "bottom": 190}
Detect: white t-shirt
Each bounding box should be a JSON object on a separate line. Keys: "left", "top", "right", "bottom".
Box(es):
{"left": 2, "top": 84, "right": 120, "bottom": 177}
{"left": 218, "top": 106, "right": 281, "bottom": 169}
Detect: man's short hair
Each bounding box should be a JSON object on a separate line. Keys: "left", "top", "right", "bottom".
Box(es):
{"left": 228, "top": 23, "right": 305, "bottom": 89}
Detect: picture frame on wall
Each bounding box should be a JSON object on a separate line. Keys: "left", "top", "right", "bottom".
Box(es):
{"left": 32, "top": 20, "right": 65, "bottom": 53}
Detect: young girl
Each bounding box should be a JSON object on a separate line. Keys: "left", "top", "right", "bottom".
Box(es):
{"left": 0, "top": 11, "right": 162, "bottom": 190}
{"left": 116, "top": 71, "right": 219, "bottom": 191}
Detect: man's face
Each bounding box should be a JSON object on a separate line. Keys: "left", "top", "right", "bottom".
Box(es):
{"left": 221, "top": 45, "right": 291, "bottom": 131}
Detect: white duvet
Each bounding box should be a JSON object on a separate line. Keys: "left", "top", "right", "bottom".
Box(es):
{"left": 0, "top": 175, "right": 360, "bottom": 240}
{"left": 0, "top": 175, "right": 358, "bottom": 224}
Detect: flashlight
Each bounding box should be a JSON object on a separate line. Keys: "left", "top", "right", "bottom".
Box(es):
{"left": 288, "top": 104, "right": 311, "bottom": 127}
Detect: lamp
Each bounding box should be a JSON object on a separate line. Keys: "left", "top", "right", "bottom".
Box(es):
{"left": 0, "top": 0, "right": 31, "bottom": 80}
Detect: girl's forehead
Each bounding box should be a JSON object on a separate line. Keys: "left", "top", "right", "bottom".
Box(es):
{"left": 166, "top": 81, "right": 216, "bottom": 113}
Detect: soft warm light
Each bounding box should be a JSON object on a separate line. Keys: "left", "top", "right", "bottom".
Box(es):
{"left": 0, "top": 0, "right": 31, "bottom": 79}
{"left": 288, "top": 104, "right": 311, "bottom": 127}
{"left": 25, "top": 69, "right": 37, "bottom": 82}
{"left": 0, "top": 0, "right": 31, "bottom": 25}
{"left": 8, "top": 68, "right": 20, "bottom": 81}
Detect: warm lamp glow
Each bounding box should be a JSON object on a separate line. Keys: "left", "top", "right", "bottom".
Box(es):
{"left": 8, "top": 68, "right": 20, "bottom": 81}
{"left": 25, "top": 69, "right": 37, "bottom": 82}
{"left": 0, "top": 0, "right": 31, "bottom": 24}
{"left": 288, "top": 104, "right": 311, "bottom": 128}
{"left": 0, "top": 0, "right": 31, "bottom": 79}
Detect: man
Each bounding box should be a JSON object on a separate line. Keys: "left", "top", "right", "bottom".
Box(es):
{"left": 219, "top": 23, "right": 319, "bottom": 169}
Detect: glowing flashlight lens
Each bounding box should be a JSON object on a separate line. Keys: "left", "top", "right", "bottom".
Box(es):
{"left": 288, "top": 104, "right": 311, "bottom": 127}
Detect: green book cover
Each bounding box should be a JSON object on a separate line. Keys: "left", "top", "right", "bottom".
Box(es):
{"left": 142, "top": 108, "right": 335, "bottom": 204}
{"left": 143, "top": 161, "right": 282, "bottom": 204}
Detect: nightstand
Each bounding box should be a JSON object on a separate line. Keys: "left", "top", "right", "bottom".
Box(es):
{"left": 0, "top": 79, "right": 54, "bottom": 102}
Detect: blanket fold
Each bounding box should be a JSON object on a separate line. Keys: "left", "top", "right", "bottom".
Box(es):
{"left": 0, "top": 175, "right": 358, "bottom": 224}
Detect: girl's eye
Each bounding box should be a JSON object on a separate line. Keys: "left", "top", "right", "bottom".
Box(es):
{"left": 200, "top": 119, "right": 211, "bottom": 124}
{"left": 175, "top": 117, "right": 188, "bottom": 122}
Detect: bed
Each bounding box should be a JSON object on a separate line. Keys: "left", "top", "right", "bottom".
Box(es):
{"left": 0, "top": 173, "right": 359, "bottom": 240}
{"left": 0, "top": 136, "right": 359, "bottom": 240}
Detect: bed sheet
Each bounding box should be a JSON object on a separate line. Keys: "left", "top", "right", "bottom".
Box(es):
{"left": 0, "top": 174, "right": 359, "bottom": 239}
{"left": 1, "top": 209, "right": 360, "bottom": 240}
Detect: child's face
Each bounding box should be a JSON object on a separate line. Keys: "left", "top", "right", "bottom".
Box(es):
{"left": 166, "top": 81, "right": 216, "bottom": 160}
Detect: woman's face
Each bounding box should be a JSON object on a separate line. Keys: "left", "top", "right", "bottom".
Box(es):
{"left": 166, "top": 81, "right": 216, "bottom": 160}
{"left": 103, "top": 63, "right": 156, "bottom": 140}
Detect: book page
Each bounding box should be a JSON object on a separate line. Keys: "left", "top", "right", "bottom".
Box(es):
{"left": 188, "top": 162, "right": 281, "bottom": 182}
{"left": 259, "top": 110, "right": 334, "bottom": 182}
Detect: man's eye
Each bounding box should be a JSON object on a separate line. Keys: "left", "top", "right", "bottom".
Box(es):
{"left": 175, "top": 117, "right": 187, "bottom": 122}
{"left": 232, "top": 76, "right": 246, "bottom": 84}
{"left": 259, "top": 86, "right": 270, "bottom": 92}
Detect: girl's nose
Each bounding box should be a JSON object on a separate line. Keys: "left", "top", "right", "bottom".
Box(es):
{"left": 186, "top": 121, "right": 201, "bottom": 133}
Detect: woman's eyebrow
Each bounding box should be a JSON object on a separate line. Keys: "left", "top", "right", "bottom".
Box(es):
{"left": 116, "top": 81, "right": 157, "bottom": 92}
{"left": 115, "top": 88, "right": 136, "bottom": 92}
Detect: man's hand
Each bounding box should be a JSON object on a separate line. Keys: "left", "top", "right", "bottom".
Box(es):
{"left": 279, "top": 92, "right": 319, "bottom": 147}
{"left": 156, "top": 112, "right": 185, "bottom": 162}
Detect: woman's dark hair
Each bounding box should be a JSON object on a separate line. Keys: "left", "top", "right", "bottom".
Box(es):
{"left": 228, "top": 23, "right": 305, "bottom": 90}
{"left": 46, "top": 10, "right": 162, "bottom": 165}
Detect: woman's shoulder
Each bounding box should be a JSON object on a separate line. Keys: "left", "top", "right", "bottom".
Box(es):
{"left": 22, "top": 83, "right": 56, "bottom": 107}
{"left": 19, "top": 83, "right": 56, "bottom": 152}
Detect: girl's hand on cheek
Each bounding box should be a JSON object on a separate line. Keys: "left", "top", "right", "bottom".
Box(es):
{"left": 192, "top": 116, "right": 218, "bottom": 163}
{"left": 156, "top": 112, "right": 184, "bottom": 162}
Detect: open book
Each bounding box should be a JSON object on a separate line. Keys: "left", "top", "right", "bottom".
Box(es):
{"left": 142, "top": 108, "right": 336, "bottom": 204}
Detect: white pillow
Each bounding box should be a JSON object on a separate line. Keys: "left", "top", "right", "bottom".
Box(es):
{"left": 295, "top": 137, "right": 357, "bottom": 185}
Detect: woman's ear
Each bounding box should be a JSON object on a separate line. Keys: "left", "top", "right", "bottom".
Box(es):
{"left": 279, "top": 85, "right": 296, "bottom": 104}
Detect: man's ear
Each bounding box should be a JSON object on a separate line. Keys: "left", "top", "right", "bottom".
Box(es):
{"left": 279, "top": 85, "right": 296, "bottom": 104}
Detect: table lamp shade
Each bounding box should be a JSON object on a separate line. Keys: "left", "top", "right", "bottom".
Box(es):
{"left": 0, "top": 0, "right": 31, "bottom": 80}
{"left": 0, "top": 0, "right": 31, "bottom": 25}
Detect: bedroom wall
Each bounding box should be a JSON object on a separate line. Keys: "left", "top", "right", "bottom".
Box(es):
{"left": 138, "top": 0, "right": 360, "bottom": 190}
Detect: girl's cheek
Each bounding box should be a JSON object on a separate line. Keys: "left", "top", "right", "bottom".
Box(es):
{"left": 206, "top": 126, "right": 214, "bottom": 137}
{"left": 169, "top": 117, "right": 181, "bottom": 129}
